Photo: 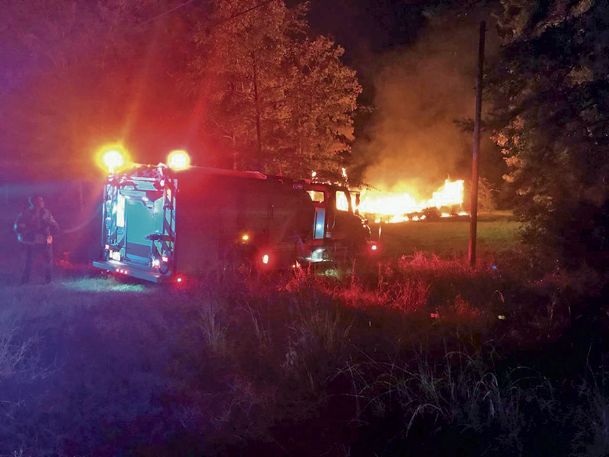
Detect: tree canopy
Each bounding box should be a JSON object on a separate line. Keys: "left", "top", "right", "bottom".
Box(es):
{"left": 187, "top": 0, "right": 361, "bottom": 178}
{"left": 0, "top": 0, "right": 361, "bottom": 179}
{"left": 488, "top": 0, "right": 609, "bottom": 268}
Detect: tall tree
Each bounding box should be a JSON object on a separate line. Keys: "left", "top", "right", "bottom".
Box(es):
{"left": 188, "top": 0, "right": 361, "bottom": 178}
{"left": 488, "top": 0, "right": 609, "bottom": 268}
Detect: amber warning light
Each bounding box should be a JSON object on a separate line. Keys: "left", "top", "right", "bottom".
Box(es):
{"left": 97, "top": 144, "right": 130, "bottom": 173}
{"left": 167, "top": 150, "right": 191, "bottom": 171}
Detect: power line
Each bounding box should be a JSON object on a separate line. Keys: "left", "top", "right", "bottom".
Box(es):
{"left": 210, "top": 0, "right": 277, "bottom": 28}
{"left": 140, "top": 0, "right": 198, "bottom": 25}
{"left": 140, "top": 0, "right": 277, "bottom": 27}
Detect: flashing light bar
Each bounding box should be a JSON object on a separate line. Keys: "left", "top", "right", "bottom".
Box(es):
{"left": 98, "top": 144, "right": 130, "bottom": 173}
{"left": 103, "top": 150, "right": 124, "bottom": 172}
{"left": 167, "top": 150, "right": 191, "bottom": 171}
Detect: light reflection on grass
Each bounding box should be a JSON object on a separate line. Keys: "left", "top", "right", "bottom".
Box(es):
{"left": 320, "top": 268, "right": 342, "bottom": 278}
{"left": 60, "top": 277, "right": 150, "bottom": 294}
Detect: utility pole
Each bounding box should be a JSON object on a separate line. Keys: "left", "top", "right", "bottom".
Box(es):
{"left": 468, "top": 21, "right": 486, "bottom": 268}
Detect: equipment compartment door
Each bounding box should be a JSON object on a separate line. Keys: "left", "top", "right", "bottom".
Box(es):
{"left": 125, "top": 197, "right": 163, "bottom": 265}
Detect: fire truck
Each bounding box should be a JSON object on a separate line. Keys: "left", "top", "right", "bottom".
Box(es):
{"left": 92, "top": 149, "right": 374, "bottom": 283}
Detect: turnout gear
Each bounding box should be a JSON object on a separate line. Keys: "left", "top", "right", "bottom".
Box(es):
{"left": 14, "top": 196, "right": 59, "bottom": 284}
{"left": 14, "top": 207, "right": 59, "bottom": 245}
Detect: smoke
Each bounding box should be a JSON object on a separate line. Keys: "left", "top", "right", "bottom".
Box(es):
{"left": 355, "top": 17, "right": 491, "bottom": 197}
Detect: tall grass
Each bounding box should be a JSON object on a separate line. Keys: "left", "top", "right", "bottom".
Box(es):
{"left": 572, "top": 368, "right": 609, "bottom": 457}
{"left": 0, "top": 325, "right": 33, "bottom": 380}
{"left": 0, "top": 253, "right": 607, "bottom": 456}
{"left": 341, "top": 346, "right": 556, "bottom": 455}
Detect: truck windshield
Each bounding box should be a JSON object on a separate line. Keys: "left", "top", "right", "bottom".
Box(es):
{"left": 336, "top": 191, "right": 349, "bottom": 212}
{"left": 307, "top": 190, "right": 325, "bottom": 203}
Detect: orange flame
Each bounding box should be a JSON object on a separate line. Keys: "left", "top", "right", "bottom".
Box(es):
{"left": 358, "top": 179, "right": 466, "bottom": 223}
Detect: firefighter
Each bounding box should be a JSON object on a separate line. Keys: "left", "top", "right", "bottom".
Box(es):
{"left": 14, "top": 195, "right": 60, "bottom": 284}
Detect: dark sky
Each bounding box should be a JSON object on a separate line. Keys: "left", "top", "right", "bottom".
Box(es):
{"left": 305, "top": 0, "right": 427, "bottom": 58}
{"left": 291, "top": 0, "right": 487, "bottom": 63}
{"left": 291, "top": 0, "right": 493, "bottom": 105}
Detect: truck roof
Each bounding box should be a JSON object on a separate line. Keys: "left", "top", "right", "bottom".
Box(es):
{"left": 180, "top": 166, "right": 267, "bottom": 180}
{"left": 114, "top": 164, "right": 268, "bottom": 181}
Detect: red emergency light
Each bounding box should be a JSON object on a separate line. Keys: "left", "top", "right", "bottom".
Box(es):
{"left": 368, "top": 241, "right": 381, "bottom": 254}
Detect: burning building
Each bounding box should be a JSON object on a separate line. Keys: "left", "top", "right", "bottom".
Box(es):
{"left": 358, "top": 179, "right": 468, "bottom": 223}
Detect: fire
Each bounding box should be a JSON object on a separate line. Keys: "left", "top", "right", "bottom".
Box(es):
{"left": 430, "top": 179, "right": 465, "bottom": 208}
{"left": 358, "top": 179, "right": 466, "bottom": 223}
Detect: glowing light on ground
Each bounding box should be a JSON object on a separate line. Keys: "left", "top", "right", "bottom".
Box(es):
{"left": 61, "top": 278, "right": 149, "bottom": 294}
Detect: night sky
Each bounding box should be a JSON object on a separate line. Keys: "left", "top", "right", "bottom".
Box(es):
{"left": 299, "top": 0, "right": 430, "bottom": 96}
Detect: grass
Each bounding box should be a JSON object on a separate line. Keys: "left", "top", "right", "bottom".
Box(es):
{"left": 374, "top": 213, "right": 520, "bottom": 258}
{"left": 3, "top": 219, "right": 609, "bottom": 456}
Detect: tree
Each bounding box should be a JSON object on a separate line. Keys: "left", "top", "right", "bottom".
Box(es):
{"left": 488, "top": 0, "right": 609, "bottom": 268}
{"left": 187, "top": 0, "right": 361, "bottom": 178}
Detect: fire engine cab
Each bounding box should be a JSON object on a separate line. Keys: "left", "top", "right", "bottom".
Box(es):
{"left": 292, "top": 180, "right": 372, "bottom": 263}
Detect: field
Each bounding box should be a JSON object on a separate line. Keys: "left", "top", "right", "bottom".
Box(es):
{"left": 373, "top": 212, "right": 519, "bottom": 258}
{"left": 2, "top": 218, "right": 609, "bottom": 457}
